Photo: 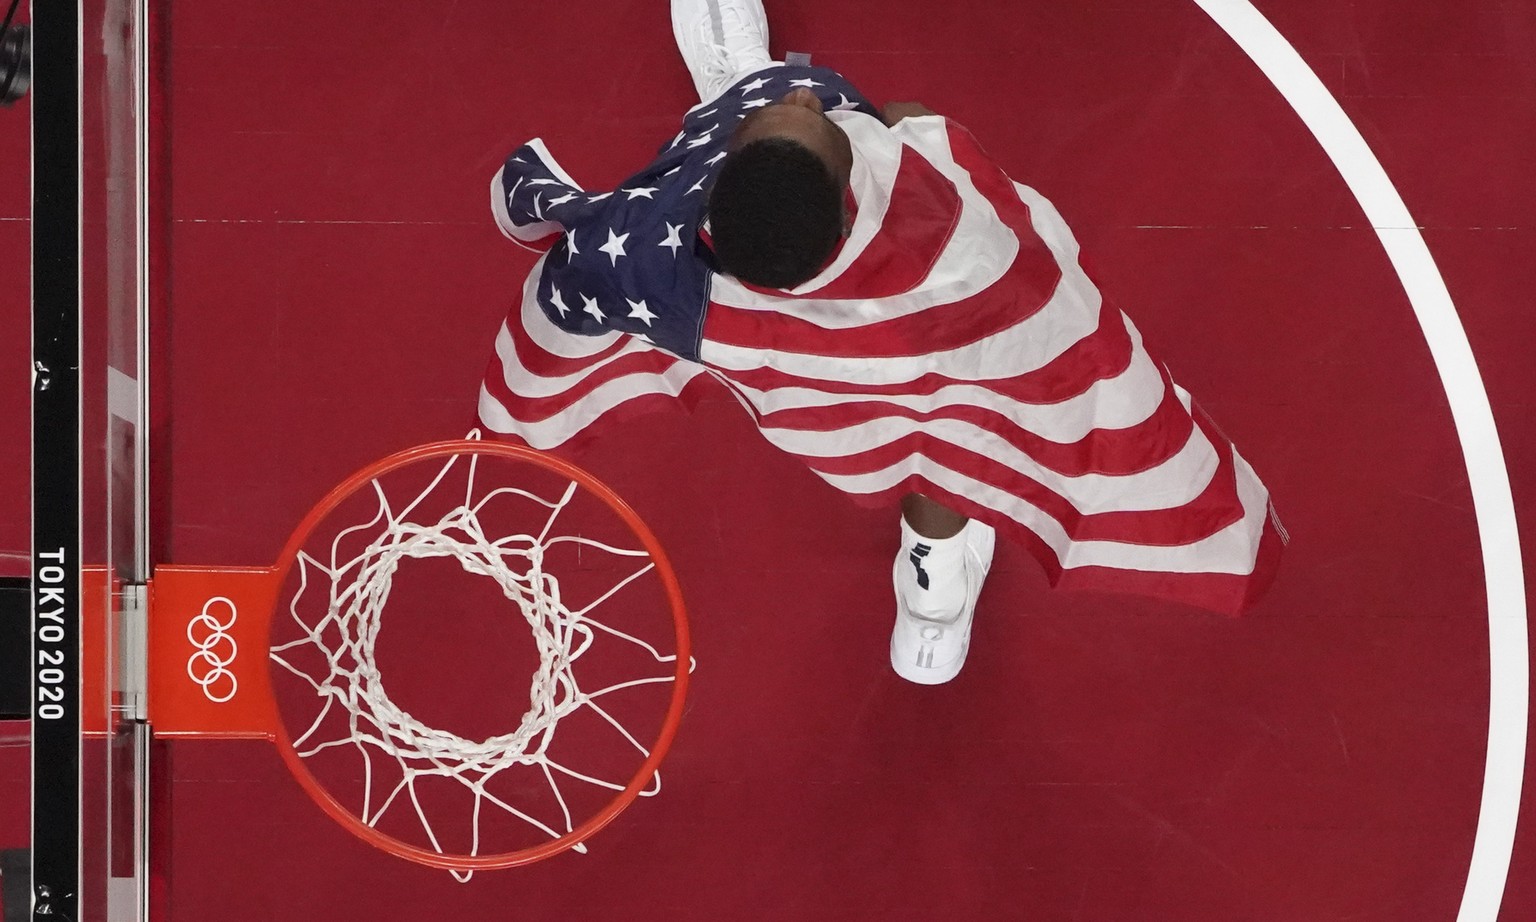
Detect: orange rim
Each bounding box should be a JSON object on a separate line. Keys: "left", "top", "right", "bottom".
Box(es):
{"left": 266, "top": 439, "right": 691, "bottom": 870}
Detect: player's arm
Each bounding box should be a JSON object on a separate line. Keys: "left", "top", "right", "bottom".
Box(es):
{"left": 491, "top": 139, "right": 591, "bottom": 253}
{"left": 881, "top": 101, "right": 939, "bottom": 128}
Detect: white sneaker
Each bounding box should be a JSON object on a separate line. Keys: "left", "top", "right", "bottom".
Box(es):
{"left": 889, "top": 520, "right": 995, "bottom": 685}
{"left": 671, "top": 0, "right": 775, "bottom": 104}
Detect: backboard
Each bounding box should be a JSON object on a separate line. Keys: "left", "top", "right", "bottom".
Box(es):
{"left": 30, "top": 1, "right": 151, "bottom": 920}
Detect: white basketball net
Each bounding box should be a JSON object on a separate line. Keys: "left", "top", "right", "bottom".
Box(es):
{"left": 269, "top": 441, "right": 688, "bottom": 881}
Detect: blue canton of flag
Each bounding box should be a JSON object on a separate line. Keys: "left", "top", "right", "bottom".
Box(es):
{"left": 492, "top": 65, "right": 880, "bottom": 362}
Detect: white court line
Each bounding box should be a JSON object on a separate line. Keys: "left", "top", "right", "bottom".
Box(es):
{"left": 1192, "top": 2, "right": 1530, "bottom": 919}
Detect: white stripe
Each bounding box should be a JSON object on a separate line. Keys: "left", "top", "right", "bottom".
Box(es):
{"left": 478, "top": 355, "right": 705, "bottom": 449}
{"left": 701, "top": 263, "right": 1106, "bottom": 383}
{"left": 755, "top": 388, "right": 1224, "bottom": 516}
{"left": 515, "top": 253, "right": 625, "bottom": 359}
{"left": 1012, "top": 182, "right": 1085, "bottom": 266}
{"left": 490, "top": 322, "right": 656, "bottom": 400}
{"left": 723, "top": 314, "right": 1169, "bottom": 443}
{"left": 1193, "top": 3, "right": 1527, "bottom": 919}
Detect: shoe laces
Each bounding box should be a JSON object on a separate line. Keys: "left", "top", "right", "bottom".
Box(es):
{"left": 694, "top": 10, "right": 766, "bottom": 84}
{"left": 695, "top": 39, "right": 737, "bottom": 85}
{"left": 717, "top": 3, "right": 767, "bottom": 47}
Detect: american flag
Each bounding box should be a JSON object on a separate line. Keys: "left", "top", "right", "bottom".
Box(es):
{"left": 481, "top": 64, "right": 1284, "bottom": 615}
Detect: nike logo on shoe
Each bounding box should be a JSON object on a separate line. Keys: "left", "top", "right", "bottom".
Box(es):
{"left": 908, "top": 543, "right": 932, "bottom": 590}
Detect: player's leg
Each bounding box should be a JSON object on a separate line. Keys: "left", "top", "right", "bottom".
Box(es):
{"left": 891, "top": 494, "right": 996, "bottom": 685}
{"left": 901, "top": 493, "right": 967, "bottom": 539}
{"left": 671, "top": 0, "right": 777, "bottom": 106}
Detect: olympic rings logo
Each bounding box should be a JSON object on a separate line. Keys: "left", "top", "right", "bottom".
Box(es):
{"left": 187, "top": 596, "right": 239, "bottom": 703}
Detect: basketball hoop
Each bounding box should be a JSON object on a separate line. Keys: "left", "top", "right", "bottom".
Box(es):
{"left": 145, "top": 436, "right": 692, "bottom": 878}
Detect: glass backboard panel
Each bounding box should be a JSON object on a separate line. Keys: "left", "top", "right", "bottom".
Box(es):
{"left": 86, "top": 0, "right": 150, "bottom": 912}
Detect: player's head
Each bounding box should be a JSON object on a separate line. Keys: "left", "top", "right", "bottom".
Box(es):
{"left": 709, "top": 88, "right": 854, "bottom": 290}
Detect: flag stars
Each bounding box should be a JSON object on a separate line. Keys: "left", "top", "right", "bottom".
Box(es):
{"left": 527, "top": 178, "right": 563, "bottom": 186}
{"left": 686, "top": 127, "right": 717, "bottom": 149}
{"left": 740, "top": 76, "right": 771, "bottom": 92}
{"left": 548, "top": 289, "right": 570, "bottom": 317}
{"left": 685, "top": 177, "right": 708, "bottom": 195}
{"left": 741, "top": 97, "right": 772, "bottom": 109}
{"left": 788, "top": 78, "right": 823, "bottom": 89}
{"left": 706, "top": 151, "right": 728, "bottom": 166}
{"left": 598, "top": 228, "right": 630, "bottom": 266}
{"left": 580, "top": 293, "right": 605, "bottom": 322}
{"left": 659, "top": 222, "right": 685, "bottom": 256}
{"left": 564, "top": 228, "right": 579, "bottom": 256}
{"left": 626, "top": 298, "right": 658, "bottom": 326}
{"left": 587, "top": 191, "right": 614, "bottom": 202}
{"left": 831, "top": 93, "right": 860, "bottom": 111}
{"left": 624, "top": 186, "right": 660, "bottom": 200}
{"left": 548, "top": 192, "right": 579, "bottom": 207}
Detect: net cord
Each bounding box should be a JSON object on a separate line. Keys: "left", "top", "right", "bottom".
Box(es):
{"left": 267, "top": 448, "right": 688, "bottom": 879}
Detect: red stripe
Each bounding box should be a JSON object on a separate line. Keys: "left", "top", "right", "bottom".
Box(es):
{"left": 484, "top": 374, "right": 718, "bottom": 456}
{"left": 794, "top": 146, "right": 960, "bottom": 300}
{"left": 711, "top": 301, "right": 1136, "bottom": 405}
{"left": 483, "top": 314, "right": 691, "bottom": 423}
{"left": 520, "top": 229, "right": 562, "bottom": 252}
{"left": 788, "top": 410, "right": 1243, "bottom": 547}
{"left": 703, "top": 125, "right": 1062, "bottom": 358}
{"left": 1047, "top": 514, "right": 1285, "bottom": 616}
{"left": 750, "top": 356, "right": 1190, "bottom": 477}
{"left": 503, "top": 309, "right": 632, "bottom": 380}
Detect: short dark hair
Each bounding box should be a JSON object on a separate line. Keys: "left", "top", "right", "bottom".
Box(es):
{"left": 707, "top": 138, "right": 843, "bottom": 290}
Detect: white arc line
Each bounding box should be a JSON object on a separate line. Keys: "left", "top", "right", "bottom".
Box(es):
{"left": 1193, "top": 2, "right": 1529, "bottom": 919}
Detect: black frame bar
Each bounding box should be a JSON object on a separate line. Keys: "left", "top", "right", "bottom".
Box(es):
{"left": 31, "top": 1, "right": 82, "bottom": 920}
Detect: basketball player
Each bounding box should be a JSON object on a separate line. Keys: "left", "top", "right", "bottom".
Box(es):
{"left": 480, "top": 0, "right": 1282, "bottom": 684}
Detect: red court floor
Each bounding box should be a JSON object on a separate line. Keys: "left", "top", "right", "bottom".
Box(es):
{"left": 6, "top": 0, "right": 1536, "bottom": 918}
